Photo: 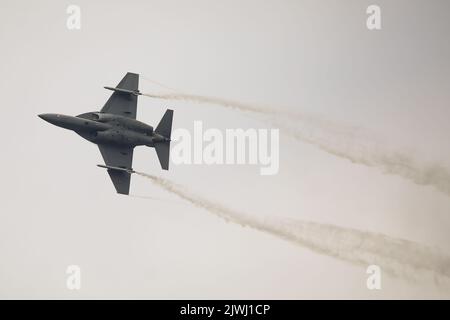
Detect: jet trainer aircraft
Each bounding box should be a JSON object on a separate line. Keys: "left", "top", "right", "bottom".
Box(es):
{"left": 39, "top": 72, "right": 173, "bottom": 195}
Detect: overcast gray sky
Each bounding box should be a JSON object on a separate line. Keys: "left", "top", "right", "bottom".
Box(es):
{"left": 1, "top": 0, "right": 450, "bottom": 299}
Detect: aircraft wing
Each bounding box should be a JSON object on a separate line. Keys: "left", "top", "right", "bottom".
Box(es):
{"left": 101, "top": 72, "right": 139, "bottom": 119}
{"left": 98, "top": 144, "right": 134, "bottom": 195}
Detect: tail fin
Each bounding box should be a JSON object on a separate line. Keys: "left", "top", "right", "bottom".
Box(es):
{"left": 154, "top": 142, "right": 170, "bottom": 170}
{"left": 155, "top": 109, "right": 173, "bottom": 139}
{"left": 154, "top": 109, "right": 173, "bottom": 170}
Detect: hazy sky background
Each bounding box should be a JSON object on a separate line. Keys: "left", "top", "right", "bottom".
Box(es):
{"left": 1, "top": 0, "right": 449, "bottom": 298}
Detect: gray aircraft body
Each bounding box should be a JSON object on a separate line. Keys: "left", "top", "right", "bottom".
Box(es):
{"left": 39, "top": 72, "right": 173, "bottom": 195}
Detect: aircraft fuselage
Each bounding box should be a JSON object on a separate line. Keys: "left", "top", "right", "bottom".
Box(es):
{"left": 38, "top": 112, "right": 167, "bottom": 148}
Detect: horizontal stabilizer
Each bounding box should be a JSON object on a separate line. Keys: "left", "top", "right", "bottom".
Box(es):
{"left": 154, "top": 142, "right": 170, "bottom": 170}
{"left": 153, "top": 109, "right": 173, "bottom": 170}
{"left": 155, "top": 109, "right": 173, "bottom": 139}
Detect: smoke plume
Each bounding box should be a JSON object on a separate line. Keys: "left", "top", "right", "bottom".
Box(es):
{"left": 136, "top": 172, "right": 450, "bottom": 288}
{"left": 143, "top": 92, "right": 450, "bottom": 196}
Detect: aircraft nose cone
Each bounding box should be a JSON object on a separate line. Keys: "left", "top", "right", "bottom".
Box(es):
{"left": 38, "top": 113, "right": 59, "bottom": 123}
{"left": 38, "top": 113, "right": 62, "bottom": 126}
{"left": 38, "top": 113, "right": 51, "bottom": 121}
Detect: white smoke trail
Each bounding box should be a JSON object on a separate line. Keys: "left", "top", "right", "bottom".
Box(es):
{"left": 136, "top": 172, "right": 450, "bottom": 288}
{"left": 143, "top": 92, "right": 280, "bottom": 115}
{"left": 274, "top": 116, "right": 450, "bottom": 196}
{"left": 142, "top": 92, "right": 450, "bottom": 196}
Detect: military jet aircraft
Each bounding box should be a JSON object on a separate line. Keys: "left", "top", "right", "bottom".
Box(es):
{"left": 39, "top": 72, "right": 173, "bottom": 195}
